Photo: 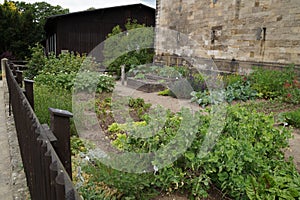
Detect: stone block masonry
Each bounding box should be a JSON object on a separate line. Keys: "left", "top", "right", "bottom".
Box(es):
{"left": 155, "top": 0, "right": 300, "bottom": 70}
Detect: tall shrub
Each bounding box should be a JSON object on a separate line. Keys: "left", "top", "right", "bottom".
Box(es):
{"left": 103, "top": 19, "right": 154, "bottom": 76}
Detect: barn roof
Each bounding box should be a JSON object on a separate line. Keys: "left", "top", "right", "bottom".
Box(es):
{"left": 46, "top": 1, "right": 155, "bottom": 22}
{"left": 97, "top": 0, "right": 156, "bottom": 9}
{"left": 45, "top": 1, "right": 155, "bottom": 33}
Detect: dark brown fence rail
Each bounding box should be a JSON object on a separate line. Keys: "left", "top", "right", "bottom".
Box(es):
{"left": 2, "top": 59, "right": 81, "bottom": 200}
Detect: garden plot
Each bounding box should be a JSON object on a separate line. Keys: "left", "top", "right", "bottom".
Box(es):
{"left": 28, "top": 46, "right": 300, "bottom": 199}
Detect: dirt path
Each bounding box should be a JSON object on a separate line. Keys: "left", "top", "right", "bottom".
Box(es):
{"left": 285, "top": 129, "right": 300, "bottom": 172}
{"left": 114, "top": 81, "right": 200, "bottom": 113}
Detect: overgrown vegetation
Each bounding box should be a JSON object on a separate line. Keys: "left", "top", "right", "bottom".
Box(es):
{"left": 103, "top": 19, "right": 154, "bottom": 77}
{"left": 250, "top": 66, "right": 297, "bottom": 99}
{"left": 72, "top": 104, "right": 300, "bottom": 199}
{"left": 26, "top": 44, "right": 115, "bottom": 93}
{"left": 28, "top": 44, "right": 115, "bottom": 135}
{"left": 190, "top": 66, "right": 300, "bottom": 107}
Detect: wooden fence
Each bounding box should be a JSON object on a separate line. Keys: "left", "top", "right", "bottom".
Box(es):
{"left": 2, "top": 59, "right": 81, "bottom": 200}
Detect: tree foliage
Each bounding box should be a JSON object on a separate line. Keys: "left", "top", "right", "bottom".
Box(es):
{"left": 0, "top": 0, "right": 68, "bottom": 59}
{"left": 103, "top": 19, "right": 154, "bottom": 76}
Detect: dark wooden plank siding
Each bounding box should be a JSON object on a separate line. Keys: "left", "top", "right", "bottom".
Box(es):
{"left": 46, "top": 4, "right": 155, "bottom": 56}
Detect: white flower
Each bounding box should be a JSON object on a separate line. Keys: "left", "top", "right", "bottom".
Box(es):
{"left": 153, "top": 165, "right": 158, "bottom": 174}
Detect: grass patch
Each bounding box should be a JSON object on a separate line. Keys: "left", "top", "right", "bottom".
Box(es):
{"left": 34, "top": 84, "right": 76, "bottom": 135}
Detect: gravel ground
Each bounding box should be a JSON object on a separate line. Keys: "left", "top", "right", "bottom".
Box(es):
{"left": 4, "top": 84, "right": 29, "bottom": 200}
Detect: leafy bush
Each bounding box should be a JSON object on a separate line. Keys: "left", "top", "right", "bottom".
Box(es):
{"left": 200, "top": 106, "right": 296, "bottom": 199}
{"left": 25, "top": 43, "right": 46, "bottom": 79}
{"left": 27, "top": 45, "right": 115, "bottom": 93}
{"left": 26, "top": 44, "right": 91, "bottom": 79}
{"left": 35, "top": 72, "right": 76, "bottom": 91}
{"left": 250, "top": 66, "right": 295, "bottom": 99}
{"left": 39, "top": 52, "right": 86, "bottom": 74}
{"left": 281, "top": 79, "right": 300, "bottom": 104}
{"left": 103, "top": 19, "right": 154, "bottom": 77}
{"left": 81, "top": 160, "right": 158, "bottom": 199}
{"left": 223, "top": 73, "right": 244, "bottom": 87}
{"left": 128, "top": 65, "right": 183, "bottom": 79}
{"left": 283, "top": 108, "right": 300, "bottom": 128}
{"left": 74, "top": 72, "right": 115, "bottom": 93}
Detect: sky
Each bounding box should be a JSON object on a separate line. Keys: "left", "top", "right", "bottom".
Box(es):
{"left": 0, "top": 0, "right": 156, "bottom": 12}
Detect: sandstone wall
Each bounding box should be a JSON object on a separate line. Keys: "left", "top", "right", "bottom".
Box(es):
{"left": 155, "top": 0, "right": 300, "bottom": 66}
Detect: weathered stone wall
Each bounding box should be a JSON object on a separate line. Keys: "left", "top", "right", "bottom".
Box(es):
{"left": 155, "top": 0, "right": 300, "bottom": 67}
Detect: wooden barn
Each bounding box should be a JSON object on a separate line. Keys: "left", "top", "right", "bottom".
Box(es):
{"left": 44, "top": 1, "right": 155, "bottom": 56}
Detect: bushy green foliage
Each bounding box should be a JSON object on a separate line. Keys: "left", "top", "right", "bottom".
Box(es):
{"left": 283, "top": 108, "right": 300, "bottom": 128}
{"left": 26, "top": 44, "right": 85, "bottom": 81}
{"left": 281, "top": 79, "right": 300, "bottom": 104}
{"left": 223, "top": 73, "right": 245, "bottom": 87}
{"left": 191, "top": 80, "right": 257, "bottom": 106}
{"left": 103, "top": 19, "right": 154, "bottom": 76}
{"left": 40, "top": 52, "right": 85, "bottom": 74}
{"left": 250, "top": 66, "right": 295, "bottom": 99}
{"left": 25, "top": 43, "right": 47, "bottom": 79}
{"left": 201, "top": 106, "right": 296, "bottom": 199}
{"left": 35, "top": 72, "right": 76, "bottom": 91}
{"left": 74, "top": 72, "right": 115, "bottom": 93}
{"left": 27, "top": 44, "right": 115, "bottom": 93}
{"left": 76, "top": 105, "right": 300, "bottom": 199}
{"left": 82, "top": 160, "right": 158, "bottom": 199}
{"left": 225, "top": 80, "right": 257, "bottom": 103}
{"left": 128, "top": 65, "right": 184, "bottom": 79}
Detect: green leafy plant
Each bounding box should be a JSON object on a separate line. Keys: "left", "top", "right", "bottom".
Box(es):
{"left": 281, "top": 78, "right": 300, "bottom": 104}
{"left": 225, "top": 80, "right": 257, "bottom": 103}
{"left": 250, "top": 66, "right": 295, "bottom": 99}
{"left": 283, "top": 108, "right": 300, "bottom": 128}
{"left": 34, "top": 72, "right": 76, "bottom": 91}
{"left": 200, "top": 106, "right": 297, "bottom": 199}
{"left": 223, "top": 73, "right": 244, "bottom": 87}
{"left": 191, "top": 79, "right": 257, "bottom": 106}
{"left": 74, "top": 72, "right": 115, "bottom": 93}
{"left": 27, "top": 45, "right": 115, "bottom": 93}
{"left": 72, "top": 102, "right": 300, "bottom": 199}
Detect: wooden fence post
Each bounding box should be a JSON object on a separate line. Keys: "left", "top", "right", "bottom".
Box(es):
{"left": 121, "top": 65, "right": 125, "bottom": 85}
{"left": 24, "top": 79, "right": 34, "bottom": 110}
{"left": 16, "top": 70, "right": 23, "bottom": 87}
{"left": 1, "top": 58, "right": 8, "bottom": 81}
{"left": 49, "top": 108, "right": 73, "bottom": 179}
